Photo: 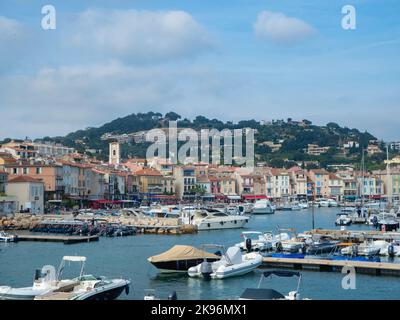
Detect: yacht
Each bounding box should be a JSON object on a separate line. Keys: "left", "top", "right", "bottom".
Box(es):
{"left": 188, "top": 245, "right": 262, "bottom": 279}
{"left": 239, "top": 270, "right": 305, "bottom": 300}
{"left": 0, "top": 231, "right": 17, "bottom": 242}
{"left": 252, "top": 199, "right": 275, "bottom": 214}
{"left": 187, "top": 210, "right": 249, "bottom": 231}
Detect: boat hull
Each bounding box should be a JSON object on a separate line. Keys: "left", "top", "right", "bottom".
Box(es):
{"left": 196, "top": 218, "right": 248, "bottom": 230}
{"left": 151, "top": 258, "right": 220, "bottom": 273}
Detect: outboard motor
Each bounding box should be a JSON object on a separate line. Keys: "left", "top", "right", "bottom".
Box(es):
{"left": 352, "top": 244, "right": 358, "bottom": 257}
{"left": 276, "top": 242, "right": 283, "bottom": 253}
{"left": 168, "top": 291, "right": 178, "bottom": 300}
{"left": 34, "top": 269, "right": 42, "bottom": 281}
{"left": 245, "top": 238, "right": 252, "bottom": 252}
{"left": 388, "top": 244, "right": 395, "bottom": 258}
{"left": 372, "top": 216, "right": 378, "bottom": 228}
{"left": 200, "top": 261, "right": 213, "bottom": 280}
{"left": 301, "top": 244, "right": 307, "bottom": 255}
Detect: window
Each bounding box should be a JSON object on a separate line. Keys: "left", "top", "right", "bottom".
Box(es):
{"left": 36, "top": 167, "right": 42, "bottom": 174}
{"left": 13, "top": 168, "right": 17, "bottom": 174}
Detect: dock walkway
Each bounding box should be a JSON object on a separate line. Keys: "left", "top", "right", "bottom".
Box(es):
{"left": 262, "top": 257, "right": 400, "bottom": 276}
{"left": 13, "top": 233, "right": 99, "bottom": 244}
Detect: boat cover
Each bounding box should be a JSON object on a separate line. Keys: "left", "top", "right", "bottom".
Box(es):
{"left": 225, "top": 246, "right": 243, "bottom": 265}
{"left": 148, "top": 245, "right": 219, "bottom": 263}
{"left": 240, "top": 288, "right": 285, "bottom": 300}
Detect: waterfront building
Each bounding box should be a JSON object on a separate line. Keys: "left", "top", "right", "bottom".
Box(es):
{"left": 328, "top": 173, "right": 343, "bottom": 201}
{"left": 134, "top": 168, "right": 163, "bottom": 196}
{"left": 308, "top": 169, "right": 330, "bottom": 198}
{"left": 288, "top": 167, "right": 308, "bottom": 199}
{"left": 6, "top": 176, "right": 44, "bottom": 214}
{"left": 174, "top": 166, "right": 197, "bottom": 200}
{"left": 268, "top": 169, "right": 291, "bottom": 200}
{"left": 4, "top": 162, "right": 64, "bottom": 201}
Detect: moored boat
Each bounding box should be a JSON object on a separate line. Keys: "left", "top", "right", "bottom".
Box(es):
{"left": 147, "top": 245, "right": 220, "bottom": 273}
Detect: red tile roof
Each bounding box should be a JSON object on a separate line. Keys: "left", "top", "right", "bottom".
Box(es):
{"left": 8, "top": 175, "right": 43, "bottom": 183}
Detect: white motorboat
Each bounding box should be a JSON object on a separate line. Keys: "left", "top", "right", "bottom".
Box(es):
{"left": 298, "top": 202, "right": 309, "bottom": 209}
{"left": 0, "top": 256, "right": 130, "bottom": 300}
{"left": 187, "top": 210, "right": 249, "bottom": 231}
{"left": 0, "top": 231, "right": 17, "bottom": 242}
{"left": 380, "top": 241, "right": 400, "bottom": 257}
{"left": 274, "top": 229, "right": 304, "bottom": 253}
{"left": 188, "top": 245, "right": 262, "bottom": 279}
{"left": 335, "top": 213, "right": 352, "bottom": 226}
{"left": 341, "top": 240, "right": 387, "bottom": 256}
{"left": 235, "top": 231, "right": 273, "bottom": 252}
{"left": 239, "top": 270, "right": 305, "bottom": 300}
{"left": 252, "top": 199, "right": 275, "bottom": 214}
{"left": 0, "top": 256, "right": 85, "bottom": 300}
{"left": 35, "top": 275, "right": 130, "bottom": 300}
{"left": 328, "top": 199, "right": 338, "bottom": 207}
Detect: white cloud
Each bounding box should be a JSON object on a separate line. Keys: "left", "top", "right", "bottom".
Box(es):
{"left": 69, "top": 9, "right": 214, "bottom": 62}
{"left": 254, "top": 11, "right": 316, "bottom": 44}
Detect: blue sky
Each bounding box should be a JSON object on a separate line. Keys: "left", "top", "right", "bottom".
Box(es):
{"left": 0, "top": 0, "right": 399, "bottom": 140}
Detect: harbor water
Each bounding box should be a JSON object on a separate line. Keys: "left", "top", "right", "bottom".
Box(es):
{"left": 1, "top": 207, "right": 400, "bottom": 300}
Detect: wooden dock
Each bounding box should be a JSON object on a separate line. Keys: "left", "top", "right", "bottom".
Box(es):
{"left": 14, "top": 233, "right": 99, "bottom": 244}
{"left": 262, "top": 257, "right": 400, "bottom": 276}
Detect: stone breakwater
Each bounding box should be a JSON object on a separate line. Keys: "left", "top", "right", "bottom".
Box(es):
{"left": 0, "top": 214, "right": 198, "bottom": 235}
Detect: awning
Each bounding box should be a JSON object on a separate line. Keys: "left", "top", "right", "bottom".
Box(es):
{"left": 242, "top": 195, "right": 267, "bottom": 200}
{"left": 227, "top": 195, "right": 241, "bottom": 200}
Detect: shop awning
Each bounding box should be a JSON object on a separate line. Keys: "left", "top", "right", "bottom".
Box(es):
{"left": 241, "top": 195, "right": 267, "bottom": 200}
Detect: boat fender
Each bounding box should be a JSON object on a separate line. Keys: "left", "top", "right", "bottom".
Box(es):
{"left": 125, "top": 284, "right": 130, "bottom": 295}
{"left": 220, "top": 221, "right": 224, "bottom": 225}
{"left": 388, "top": 244, "right": 395, "bottom": 258}
{"left": 245, "top": 238, "right": 252, "bottom": 252}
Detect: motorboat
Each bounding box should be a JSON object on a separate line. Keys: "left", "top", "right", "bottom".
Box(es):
{"left": 188, "top": 245, "right": 263, "bottom": 279}
{"left": 335, "top": 213, "right": 352, "bottom": 226}
{"left": 298, "top": 202, "right": 309, "bottom": 209}
{"left": 239, "top": 270, "right": 304, "bottom": 300}
{"left": 380, "top": 241, "right": 400, "bottom": 257}
{"left": 252, "top": 199, "right": 275, "bottom": 214}
{"left": 0, "top": 231, "right": 17, "bottom": 242}
{"left": 235, "top": 231, "right": 273, "bottom": 252}
{"left": 327, "top": 199, "right": 338, "bottom": 207}
{"left": 306, "top": 236, "right": 339, "bottom": 255}
{"left": 0, "top": 257, "right": 83, "bottom": 300}
{"left": 147, "top": 245, "right": 220, "bottom": 273}
{"left": 341, "top": 240, "right": 387, "bottom": 256}
{"left": 187, "top": 210, "right": 249, "bottom": 230}
{"left": 0, "top": 256, "right": 130, "bottom": 300}
{"left": 377, "top": 213, "right": 399, "bottom": 232}
{"left": 35, "top": 274, "right": 130, "bottom": 300}
{"left": 274, "top": 229, "right": 305, "bottom": 253}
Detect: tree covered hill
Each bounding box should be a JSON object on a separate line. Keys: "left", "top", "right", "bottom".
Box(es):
{"left": 31, "top": 111, "right": 386, "bottom": 169}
